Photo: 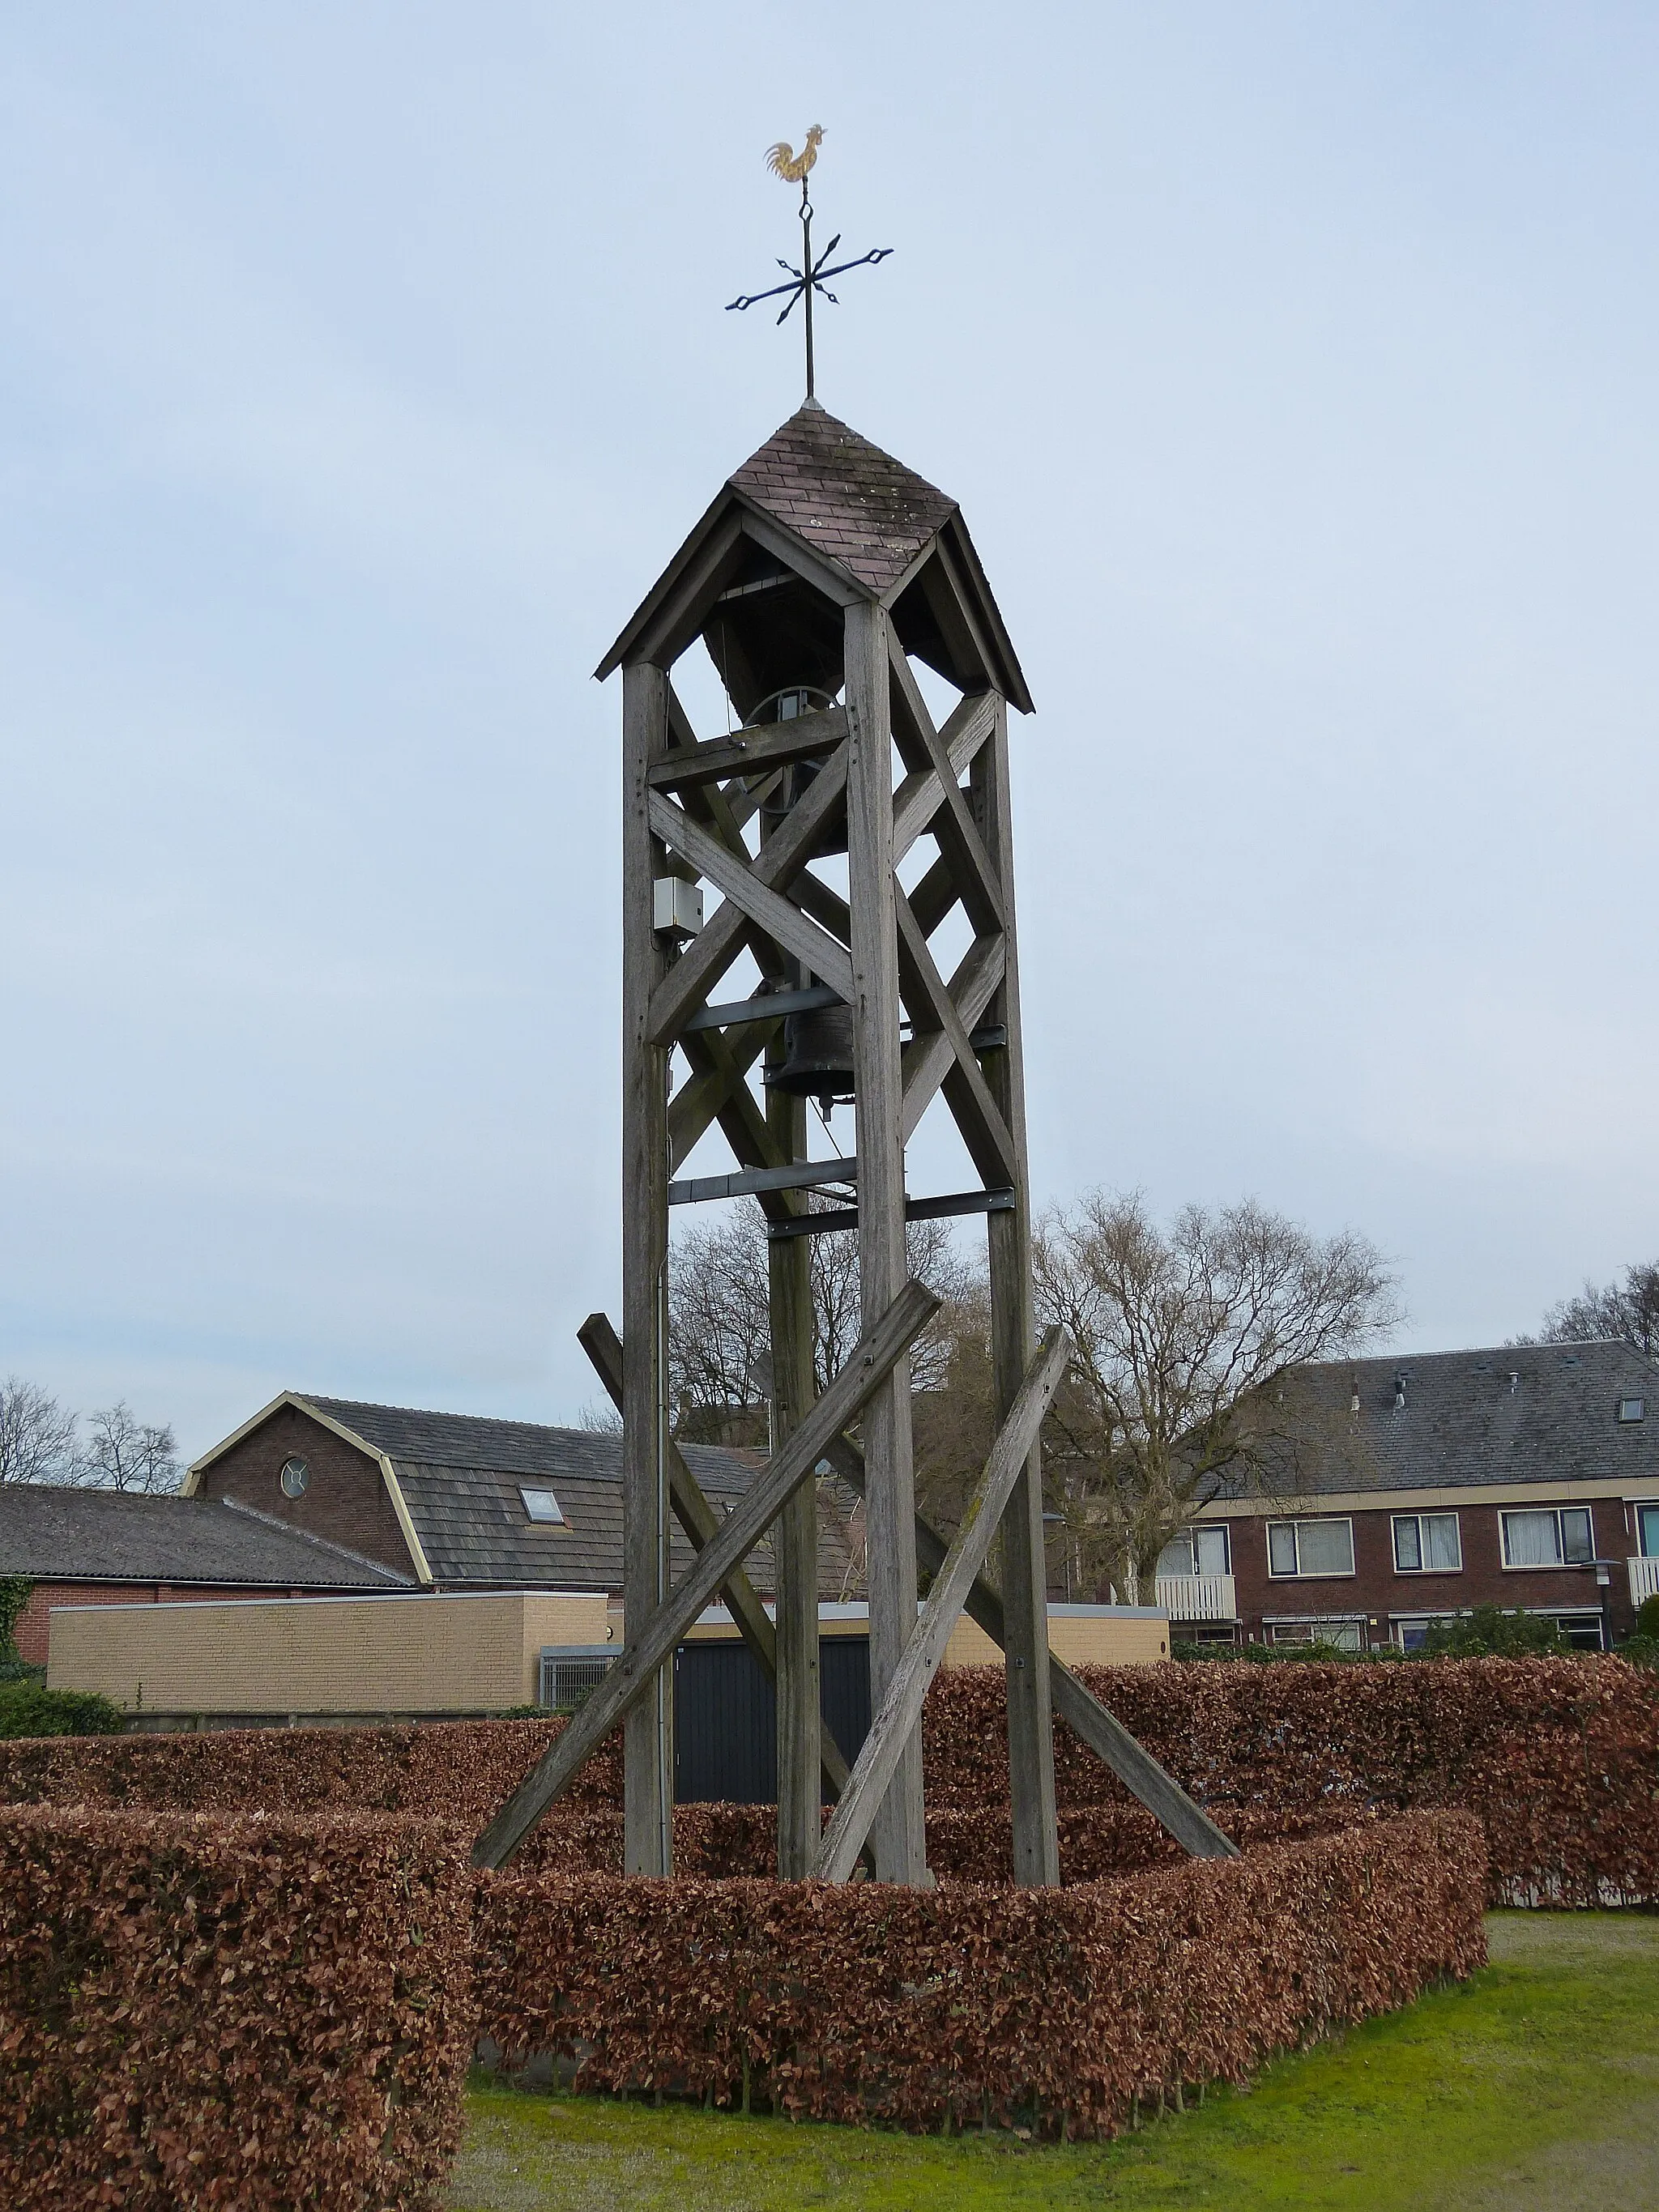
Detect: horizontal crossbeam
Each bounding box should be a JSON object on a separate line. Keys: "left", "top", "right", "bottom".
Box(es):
{"left": 815, "top": 1328, "right": 1071, "bottom": 1881}
{"left": 683, "top": 984, "right": 842, "bottom": 1033}
{"left": 669, "top": 1157, "right": 858, "bottom": 1206}
{"left": 646, "top": 707, "right": 846, "bottom": 791}
{"left": 764, "top": 1187, "right": 1014, "bottom": 1240}
{"left": 472, "top": 1278, "right": 940, "bottom": 1868}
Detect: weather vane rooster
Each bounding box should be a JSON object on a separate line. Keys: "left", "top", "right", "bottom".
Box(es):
{"left": 766, "top": 126, "right": 824, "bottom": 184}
{"left": 727, "top": 126, "right": 891, "bottom": 402}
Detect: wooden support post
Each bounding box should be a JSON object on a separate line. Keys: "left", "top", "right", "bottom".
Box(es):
{"left": 844, "top": 599, "right": 928, "bottom": 1886}
{"left": 770, "top": 1080, "right": 821, "bottom": 1876}
{"left": 621, "top": 659, "right": 674, "bottom": 1877}
{"left": 815, "top": 1328, "right": 1069, "bottom": 1882}
{"left": 973, "top": 693, "right": 1060, "bottom": 1886}
{"left": 820, "top": 1434, "right": 1239, "bottom": 1860}
{"left": 576, "top": 1313, "right": 851, "bottom": 1802}
{"left": 472, "top": 1280, "right": 938, "bottom": 1869}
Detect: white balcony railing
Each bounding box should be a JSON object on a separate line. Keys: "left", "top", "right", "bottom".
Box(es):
{"left": 1155, "top": 1573, "right": 1238, "bottom": 1623}
{"left": 1628, "top": 1555, "right": 1659, "bottom": 1608}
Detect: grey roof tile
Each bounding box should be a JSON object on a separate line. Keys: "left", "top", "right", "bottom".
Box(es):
{"left": 0, "top": 1485, "right": 412, "bottom": 1588}
{"left": 303, "top": 1395, "right": 852, "bottom": 1596}
{"left": 1222, "top": 1339, "right": 1659, "bottom": 1499}
{"left": 727, "top": 403, "right": 957, "bottom": 595}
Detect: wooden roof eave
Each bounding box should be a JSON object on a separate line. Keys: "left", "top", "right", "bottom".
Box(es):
{"left": 932, "top": 515, "right": 1034, "bottom": 716}
{"left": 595, "top": 487, "right": 872, "bottom": 683}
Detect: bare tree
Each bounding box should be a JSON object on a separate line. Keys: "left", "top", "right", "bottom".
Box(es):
{"left": 666, "top": 1202, "right": 983, "bottom": 1447}
{"left": 1520, "top": 1262, "right": 1659, "bottom": 1362}
{"left": 0, "top": 1378, "right": 78, "bottom": 1484}
{"left": 76, "top": 1403, "right": 181, "bottom": 1494}
{"left": 1034, "top": 1191, "right": 1400, "bottom": 1602}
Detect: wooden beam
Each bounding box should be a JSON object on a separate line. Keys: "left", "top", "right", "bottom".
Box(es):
{"left": 769, "top": 1082, "right": 821, "bottom": 1877}
{"left": 844, "top": 598, "right": 928, "bottom": 1886}
{"left": 731, "top": 499, "right": 863, "bottom": 609}
{"left": 646, "top": 748, "right": 850, "bottom": 1046}
{"left": 647, "top": 708, "right": 847, "bottom": 791}
{"left": 893, "top": 891, "right": 1018, "bottom": 1191}
{"left": 621, "top": 660, "right": 674, "bottom": 1877}
{"left": 974, "top": 693, "right": 1058, "bottom": 1886}
{"left": 472, "top": 1278, "right": 939, "bottom": 1869}
{"left": 900, "top": 935, "right": 1006, "bottom": 1143}
{"left": 683, "top": 985, "right": 842, "bottom": 1033}
{"left": 891, "top": 691, "right": 997, "bottom": 865}
{"left": 814, "top": 1328, "right": 1070, "bottom": 1882}
{"left": 819, "top": 1434, "right": 1239, "bottom": 1860}
{"left": 667, "top": 1021, "right": 777, "bottom": 1177}
{"left": 576, "top": 1312, "right": 850, "bottom": 1805}
{"left": 886, "top": 643, "right": 1004, "bottom": 936}
{"left": 649, "top": 794, "right": 857, "bottom": 1008}
{"left": 669, "top": 1157, "right": 858, "bottom": 1206}
{"left": 625, "top": 511, "right": 748, "bottom": 675}
{"left": 764, "top": 1187, "right": 1013, "bottom": 1240}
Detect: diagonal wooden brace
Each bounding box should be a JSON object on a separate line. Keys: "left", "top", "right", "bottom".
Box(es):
{"left": 815, "top": 1328, "right": 1072, "bottom": 1882}
{"left": 820, "top": 1436, "right": 1239, "bottom": 1860}
{"left": 646, "top": 748, "right": 850, "bottom": 1046}
{"left": 473, "top": 1277, "right": 939, "bottom": 1869}
{"left": 576, "top": 1312, "right": 851, "bottom": 1803}
{"left": 648, "top": 793, "right": 857, "bottom": 1008}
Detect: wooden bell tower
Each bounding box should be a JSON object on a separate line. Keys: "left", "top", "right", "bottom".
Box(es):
{"left": 471, "top": 406, "right": 1239, "bottom": 1884}
{"left": 599, "top": 400, "right": 1056, "bottom": 1886}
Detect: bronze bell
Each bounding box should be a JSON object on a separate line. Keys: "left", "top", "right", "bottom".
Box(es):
{"left": 769, "top": 1000, "right": 856, "bottom": 1107}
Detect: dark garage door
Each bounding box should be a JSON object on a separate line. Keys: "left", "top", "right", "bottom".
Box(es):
{"left": 674, "top": 1636, "right": 871, "bottom": 1805}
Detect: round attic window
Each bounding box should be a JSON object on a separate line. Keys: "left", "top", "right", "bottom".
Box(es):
{"left": 279, "top": 1456, "right": 309, "bottom": 1498}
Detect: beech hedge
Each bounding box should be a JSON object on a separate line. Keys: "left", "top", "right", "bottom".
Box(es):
{"left": 2, "top": 1658, "right": 1652, "bottom": 1903}
{"left": 0, "top": 1809, "right": 476, "bottom": 2210}
{"left": 476, "top": 1810, "right": 1486, "bottom": 2139}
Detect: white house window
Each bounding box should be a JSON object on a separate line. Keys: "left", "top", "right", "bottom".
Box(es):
{"left": 1618, "top": 1396, "right": 1645, "bottom": 1424}
{"left": 1266, "top": 1517, "right": 1354, "bottom": 1578}
{"left": 1635, "top": 1503, "right": 1659, "bottom": 1558}
{"left": 279, "top": 1457, "right": 309, "bottom": 1498}
{"left": 1156, "top": 1524, "right": 1231, "bottom": 1578}
{"left": 1392, "top": 1512, "right": 1461, "bottom": 1574}
{"left": 1500, "top": 1506, "right": 1593, "bottom": 1568}
{"left": 519, "top": 1487, "right": 565, "bottom": 1525}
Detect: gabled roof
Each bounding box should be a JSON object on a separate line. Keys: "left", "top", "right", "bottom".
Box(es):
{"left": 1222, "top": 1339, "right": 1659, "bottom": 1501}
{"left": 297, "top": 1396, "right": 854, "bottom": 1598}
{"left": 0, "top": 1484, "right": 412, "bottom": 1588}
{"left": 595, "top": 401, "right": 1032, "bottom": 712}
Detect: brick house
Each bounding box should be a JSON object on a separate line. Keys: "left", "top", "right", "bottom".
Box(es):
{"left": 1155, "top": 1340, "right": 1659, "bottom": 1652}
{"left": 181, "top": 1392, "right": 852, "bottom": 1596}
{"left": 6, "top": 1392, "right": 851, "bottom": 1673}
{"left": 2, "top": 1484, "right": 409, "bottom": 1666}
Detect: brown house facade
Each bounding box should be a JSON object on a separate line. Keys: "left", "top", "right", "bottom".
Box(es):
{"left": 1157, "top": 1340, "right": 1659, "bottom": 1652}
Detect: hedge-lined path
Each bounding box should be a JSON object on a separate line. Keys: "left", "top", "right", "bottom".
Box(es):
{"left": 447, "top": 1912, "right": 1659, "bottom": 2210}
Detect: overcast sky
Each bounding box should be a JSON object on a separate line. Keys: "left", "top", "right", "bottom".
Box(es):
{"left": 4, "top": 4, "right": 1657, "bottom": 1458}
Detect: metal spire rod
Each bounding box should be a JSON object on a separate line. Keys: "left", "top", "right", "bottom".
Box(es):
{"left": 726, "top": 129, "right": 891, "bottom": 402}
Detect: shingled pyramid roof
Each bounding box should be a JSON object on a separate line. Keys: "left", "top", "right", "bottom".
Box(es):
{"left": 595, "top": 401, "right": 1030, "bottom": 710}
{"left": 727, "top": 401, "right": 958, "bottom": 596}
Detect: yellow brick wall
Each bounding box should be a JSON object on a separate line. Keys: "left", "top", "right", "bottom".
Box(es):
{"left": 941, "top": 1611, "right": 1169, "bottom": 1668}
{"left": 48, "top": 1592, "right": 612, "bottom": 1715}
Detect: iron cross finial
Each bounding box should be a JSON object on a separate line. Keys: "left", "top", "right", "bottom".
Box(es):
{"left": 726, "top": 128, "right": 892, "bottom": 403}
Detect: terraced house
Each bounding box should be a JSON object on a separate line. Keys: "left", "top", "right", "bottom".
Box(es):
{"left": 1158, "top": 1340, "right": 1658, "bottom": 1652}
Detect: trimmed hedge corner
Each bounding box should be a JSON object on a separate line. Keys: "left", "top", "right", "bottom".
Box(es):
{"left": 476, "top": 1810, "right": 1486, "bottom": 2139}
{"left": 0, "top": 1809, "right": 476, "bottom": 2210}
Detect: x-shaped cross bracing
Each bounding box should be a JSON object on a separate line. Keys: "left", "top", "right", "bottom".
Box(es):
{"left": 643, "top": 646, "right": 1012, "bottom": 1206}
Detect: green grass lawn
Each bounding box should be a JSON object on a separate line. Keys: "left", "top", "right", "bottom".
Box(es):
{"left": 446, "top": 1913, "right": 1659, "bottom": 2212}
